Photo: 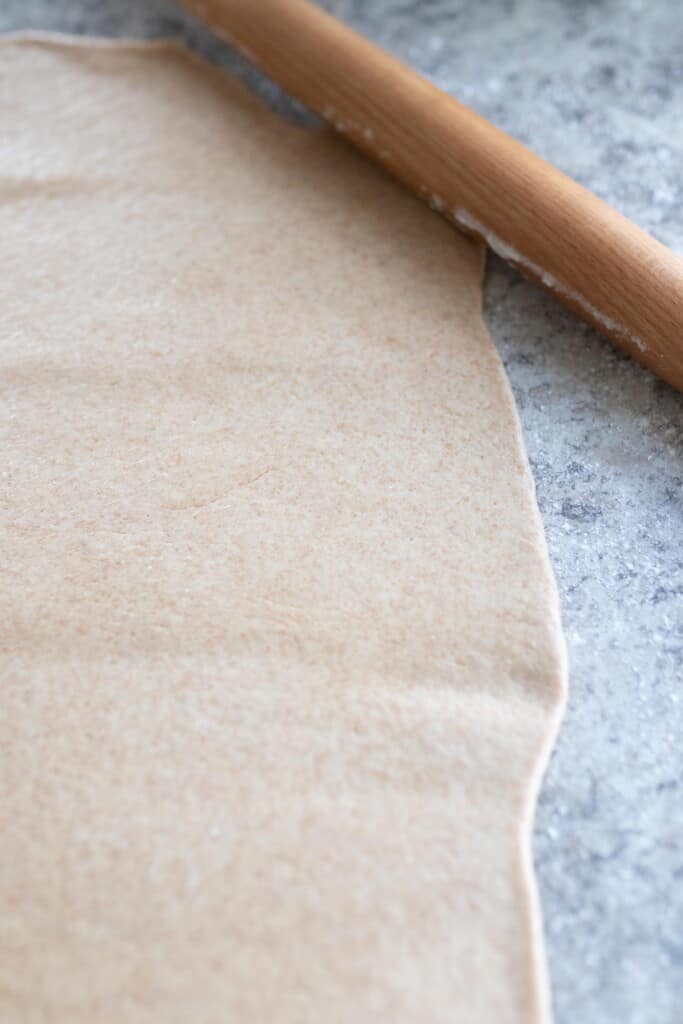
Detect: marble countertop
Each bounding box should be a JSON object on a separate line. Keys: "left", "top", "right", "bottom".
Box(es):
{"left": 3, "top": 2, "right": 681, "bottom": 1021}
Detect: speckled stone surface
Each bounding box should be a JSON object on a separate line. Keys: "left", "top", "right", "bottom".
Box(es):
{"left": 2, "top": 2, "right": 681, "bottom": 1021}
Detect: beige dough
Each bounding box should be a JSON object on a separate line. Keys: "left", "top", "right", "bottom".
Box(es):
{"left": 0, "top": 37, "right": 567, "bottom": 1024}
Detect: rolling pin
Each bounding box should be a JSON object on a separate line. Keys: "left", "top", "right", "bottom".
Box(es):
{"left": 179, "top": 0, "right": 683, "bottom": 392}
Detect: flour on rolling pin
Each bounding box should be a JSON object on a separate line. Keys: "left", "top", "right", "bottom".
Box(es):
{"left": 449, "top": 206, "right": 649, "bottom": 355}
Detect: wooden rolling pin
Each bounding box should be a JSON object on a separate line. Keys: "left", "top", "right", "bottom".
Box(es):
{"left": 180, "top": 0, "right": 683, "bottom": 391}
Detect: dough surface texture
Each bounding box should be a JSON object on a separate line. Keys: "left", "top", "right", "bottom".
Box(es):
{"left": 0, "top": 37, "right": 566, "bottom": 1024}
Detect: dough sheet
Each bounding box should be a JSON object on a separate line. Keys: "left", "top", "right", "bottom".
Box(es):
{"left": 0, "top": 38, "right": 567, "bottom": 1024}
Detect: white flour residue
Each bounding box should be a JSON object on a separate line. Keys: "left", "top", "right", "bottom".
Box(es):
{"left": 416, "top": 187, "right": 447, "bottom": 214}
{"left": 452, "top": 208, "right": 648, "bottom": 353}
{"left": 323, "top": 105, "right": 375, "bottom": 147}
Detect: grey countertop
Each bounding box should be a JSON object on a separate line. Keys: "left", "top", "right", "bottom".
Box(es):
{"left": 3, "top": 2, "right": 681, "bottom": 1021}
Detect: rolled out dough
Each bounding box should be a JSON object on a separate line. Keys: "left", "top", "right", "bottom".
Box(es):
{"left": 0, "top": 37, "right": 567, "bottom": 1024}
